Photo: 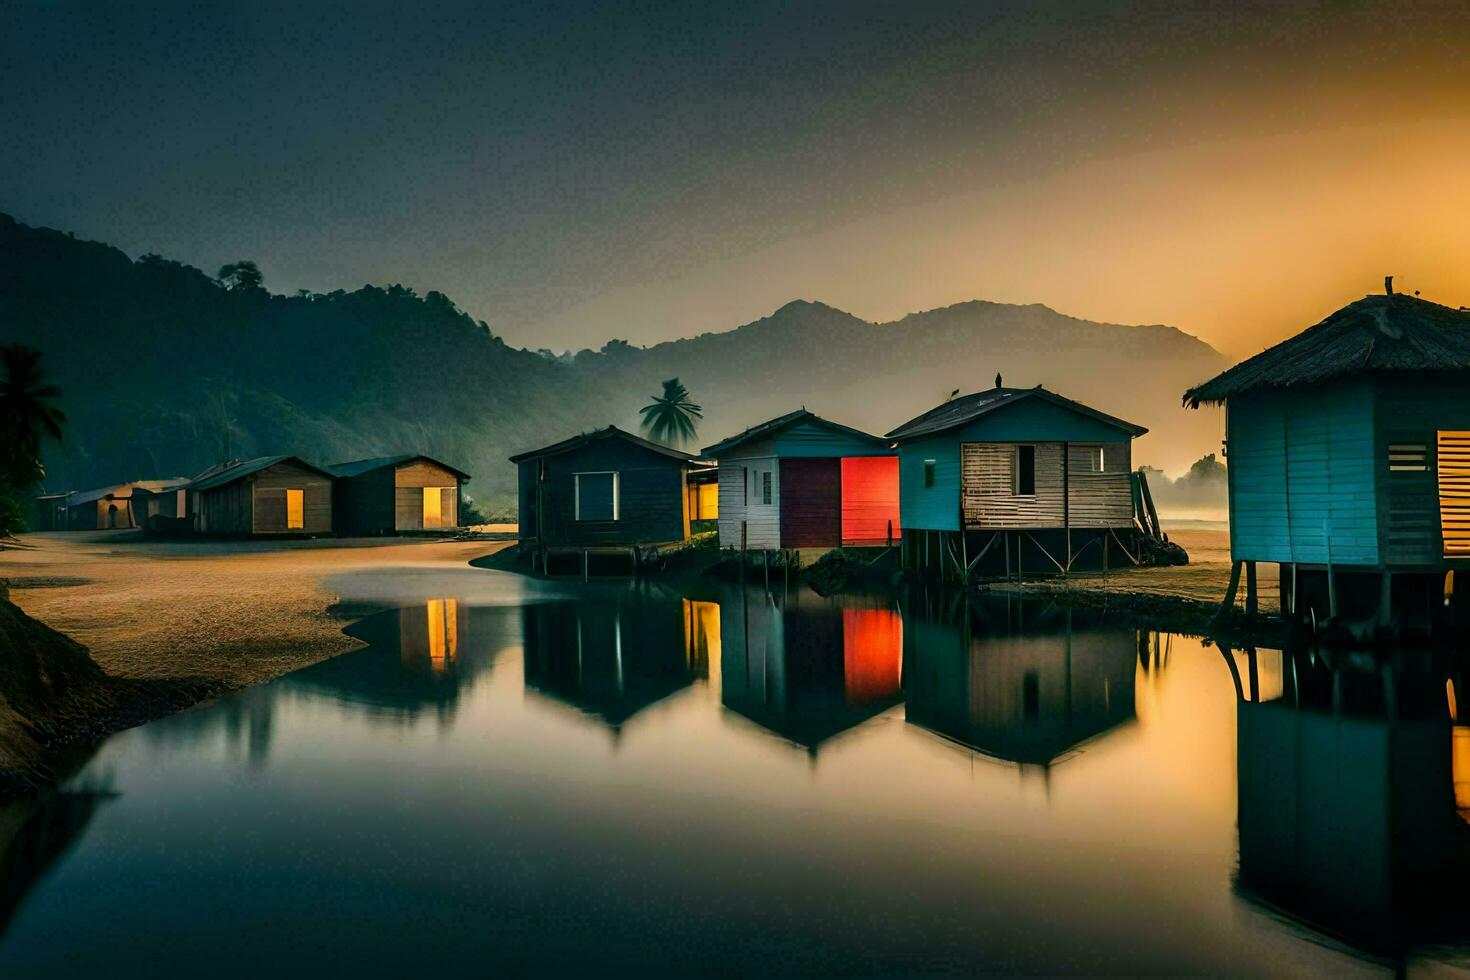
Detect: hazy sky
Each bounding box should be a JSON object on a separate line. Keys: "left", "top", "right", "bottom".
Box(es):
{"left": 5, "top": 1, "right": 1469, "bottom": 356}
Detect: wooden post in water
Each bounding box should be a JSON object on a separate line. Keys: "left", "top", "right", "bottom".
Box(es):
{"left": 1004, "top": 532, "right": 1012, "bottom": 584}
{"left": 582, "top": 549, "right": 589, "bottom": 582}
{"left": 763, "top": 549, "right": 770, "bottom": 590}
{"left": 1245, "top": 561, "right": 1258, "bottom": 619}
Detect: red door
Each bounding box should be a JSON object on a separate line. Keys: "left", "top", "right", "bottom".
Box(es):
{"left": 840, "top": 456, "right": 900, "bottom": 545}
{"left": 779, "top": 458, "right": 841, "bottom": 548}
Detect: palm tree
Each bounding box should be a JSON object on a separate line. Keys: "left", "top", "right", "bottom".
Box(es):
{"left": 0, "top": 344, "right": 66, "bottom": 488}
{"left": 639, "top": 377, "right": 702, "bottom": 446}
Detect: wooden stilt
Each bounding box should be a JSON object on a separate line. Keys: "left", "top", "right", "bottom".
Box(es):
{"left": 1376, "top": 570, "right": 1393, "bottom": 628}
{"left": 1004, "top": 532, "right": 1012, "bottom": 584}
{"left": 763, "top": 549, "right": 770, "bottom": 590}
{"left": 1215, "top": 560, "right": 1243, "bottom": 622}
{"left": 1245, "top": 561, "right": 1258, "bottom": 619}
{"left": 1246, "top": 647, "right": 1260, "bottom": 702}
{"left": 582, "top": 549, "right": 589, "bottom": 582}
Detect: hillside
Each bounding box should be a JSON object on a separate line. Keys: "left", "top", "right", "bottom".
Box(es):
{"left": 0, "top": 213, "right": 1225, "bottom": 508}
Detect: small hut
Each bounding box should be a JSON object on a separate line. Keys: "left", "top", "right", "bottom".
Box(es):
{"left": 510, "top": 426, "right": 705, "bottom": 552}
{"left": 38, "top": 478, "right": 188, "bottom": 530}
{"left": 887, "top": 384, "right": 1147, "bottom": 577}
{"left": 702, "top": 409, "right": 899, "bottom": 552}
{"left": 1183, "top": 287, "right": 1470, "bottom": 624}
{"left": 327, "top": 455, "right": 470, "bottom": 535}
{"left": 184, "top": 455, "right": 334, "bottom": 535}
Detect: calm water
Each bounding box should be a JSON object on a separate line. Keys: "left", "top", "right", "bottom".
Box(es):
{"left": 0, "top": 567, "right": 1467, "bottom": 977}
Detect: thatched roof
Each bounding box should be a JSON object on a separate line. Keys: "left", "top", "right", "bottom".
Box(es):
{"left": 1183, "top": 293, "right": 1470, "bottom": 407}
{"left": 886, "top": 386, "right": 1147, "bottom": 441}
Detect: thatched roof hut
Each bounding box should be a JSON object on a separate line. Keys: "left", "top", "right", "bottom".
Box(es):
{"left": 1184, "top": 293, "right": 1470, "bottom": 408}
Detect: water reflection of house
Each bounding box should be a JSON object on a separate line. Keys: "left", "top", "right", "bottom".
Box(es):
{"left": 720, "top": 588, "right": 904, "bottom": 753}
{"left": 285, "top": 599, "right": 496, "bottom": 724}
{"left": 521, "top": 593, "right": 710, "bottom": 729}
{"left": 905, "top": 598, "right": 1137, "bottom": 767}
{"left": 1235, "top": 648, "right": 1470, "bottom": 957}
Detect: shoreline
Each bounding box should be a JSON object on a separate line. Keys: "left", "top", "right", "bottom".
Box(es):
{"left": 0, "top": 531, "right": 509, "bottom": 797}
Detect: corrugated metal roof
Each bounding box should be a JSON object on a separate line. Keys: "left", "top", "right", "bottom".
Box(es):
{"left": 886, "top": 387, "right": 1147, "bottom": 441}
{"left": 508, "top": 426, "right": 700, "bottom": 464}
{"left": 1184, "top": 292, "right": 1470, "bottom": 406}
{"left": 701, "top": 409, "right": 887, "bottom": 457}
{"left": 185, "top": 455, "right": 334, "bottom": 491}
{"left": 327, "top": 454, "right": 471, "bottom": 480}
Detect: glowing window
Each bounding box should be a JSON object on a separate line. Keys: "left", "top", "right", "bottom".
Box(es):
{"left": 286, "top": 489, "right": 305, "bottom": 529}
{"left": 423, "top": 486, "right": 442, "bottom": 528}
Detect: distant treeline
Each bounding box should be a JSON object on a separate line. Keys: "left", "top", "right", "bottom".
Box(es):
{"left": 1141, "top": 454, "right": 1227, "bottom": 513}
{"left": 0, "top": 213, "right": 1228, "bottom": 510}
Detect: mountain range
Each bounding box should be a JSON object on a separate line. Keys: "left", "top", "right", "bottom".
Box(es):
{"left": 0, "top": 212, "right": 1226, "bottom": 511}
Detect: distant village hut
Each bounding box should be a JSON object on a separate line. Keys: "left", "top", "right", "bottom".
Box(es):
{"left": 1184, "top": 288, "right": 1470, "bottom": 626}
{"left": 887, "top": 385, "right": 1147, "bottom": 578}
{"left": 183, "top": 455, "right": 334, "bottom": 535}
{"left": 702, "top": 410, "right": 900, "bottom": 552}
{"left": 510, "top": 426, "right": 706, "bottom": 563}
{"left": 327, "top": 455, "right": 470, "bottom": 534}
{"left": 35, "top": 478, "right": 188, "bottom": 530}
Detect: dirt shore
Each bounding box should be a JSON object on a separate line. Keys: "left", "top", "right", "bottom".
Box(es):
{"left": 0, "top": 531, "right": 508, "bottom": 792}
{"left": 0, "top": 531, "right": 506, "bottom": 686}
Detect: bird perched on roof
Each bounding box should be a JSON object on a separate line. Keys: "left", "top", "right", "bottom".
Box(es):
{"left": 995, "top": 372, "right": 1003, "bottom": 389}
{"left": 946, "top": 388, "right": 960, "bottom": 401}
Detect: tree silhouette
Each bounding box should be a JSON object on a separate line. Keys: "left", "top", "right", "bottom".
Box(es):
{"left": 217, "top": 260, "right": 264, "bottom": 292}
{"left": 0, "top": 344, "right": 66, "bottom": 489}
{"left": 639, "top": 377, "right": 702, "bottom": 446}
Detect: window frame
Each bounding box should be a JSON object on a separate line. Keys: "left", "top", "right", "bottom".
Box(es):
{"left": 574, "top": 470, "right": 620, "bottom": 521}
{"left": 922, "top": 459, "right": 937, "bottom": 488}
{"left": 1014, "top": 445, "right": 1037, "bottom": 497}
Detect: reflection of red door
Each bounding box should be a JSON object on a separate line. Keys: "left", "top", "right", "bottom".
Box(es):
{"left": 843, "top": 608, "right": 902, "bottom": 705}
{"left": 779, "top": 458, "right": 841, "bottom": 548}
{"left": 840, "top": 456, "right": 900, "bottom": 544}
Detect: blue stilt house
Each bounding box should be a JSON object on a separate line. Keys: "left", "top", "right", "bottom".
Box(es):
{"left": 887, "top": 384, "right": 1147, "bottom": 576}
{"left": 1183, "top": 286, "right": 1470, "bottom": 624}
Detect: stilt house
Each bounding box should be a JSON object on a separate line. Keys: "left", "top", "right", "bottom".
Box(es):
{"left": 703, "top": 410, "right": 900, "bottom": 551}
{"left": 1183, "top": 287, "right": 1470, "bottom": 622}
{"left": 327, "top": 455, "right": 470, "bottom": 534}
{"left": 887, "top": 385, "right": 1147, "bottom": 576}
{"left": 511, "top": 426, "right": 705, "bottom": 549}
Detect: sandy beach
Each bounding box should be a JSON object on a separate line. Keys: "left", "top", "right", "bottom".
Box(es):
{"left": 0, "top": 531, "right": 509, "bottom": 688}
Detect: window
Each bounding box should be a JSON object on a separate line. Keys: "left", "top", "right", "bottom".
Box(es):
{"left": 1092, "top": 446, "right": 1106, "bottom": 472}
{"left": 762, "top": 471, "right": 773, "bottom": 505}
{"left": 286, "top": 488, "right": 305, "bottom": 529}
{"left": 423, "top": 486, "right": 442, "bottom": 528}
{"left": 1389, "top": 443, "right": 1429, "bottom": 472}
{"left": 1015, "top": 445, "right": 1036, "bottom": 496}
{"left": 923, "top": 460, "right": 936, "bottom": 488}
{"left": 575, "top": 471, "right": 619, "bottom": 521}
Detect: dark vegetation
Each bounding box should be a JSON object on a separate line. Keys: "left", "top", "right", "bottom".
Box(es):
{"left": 0, "top": 582, "right": 220, "bottom": 797}
{"left": 1, "top": 213, "right": 1228, "bottom": 509}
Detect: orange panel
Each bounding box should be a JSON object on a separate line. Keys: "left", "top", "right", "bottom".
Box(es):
{"left": 840, "top": 456, "right": 901, "bottom": 544}
{"left": 843, "top": 608, "right": 903, "bottom": 705}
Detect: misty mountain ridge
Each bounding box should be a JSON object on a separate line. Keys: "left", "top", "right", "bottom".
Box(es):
{"left": 0, "top": 213, "right": 1225, "bottom": 508}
